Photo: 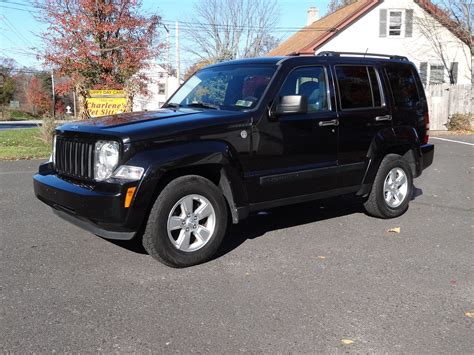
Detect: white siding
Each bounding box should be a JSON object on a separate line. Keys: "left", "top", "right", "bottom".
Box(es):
{"left": 316, "top": 0, "right": 471, "bottom": 84}
{"left": 132, "top": 63, "right": 180, "bottom": 112}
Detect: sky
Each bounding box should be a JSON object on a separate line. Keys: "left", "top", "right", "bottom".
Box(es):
{"left": 0, "top": 0, "right": 330, "bottom": 72}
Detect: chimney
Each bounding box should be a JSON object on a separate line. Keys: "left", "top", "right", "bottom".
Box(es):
{"left": 307, "top": 7, "right": 319, "bottom": 26}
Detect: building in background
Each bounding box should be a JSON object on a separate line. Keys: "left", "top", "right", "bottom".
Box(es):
{"left": 133, "top": 62, "right": 180, "bottom": 112}
{"left": 268, "top": 0, "right": 472, "bottom": 85}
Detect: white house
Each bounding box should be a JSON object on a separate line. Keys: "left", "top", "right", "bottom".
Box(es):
{"left": 269, "top": 0, "right": 472, "bottom": 85}
{"left": 133, "top": 63, "right": 180, "bottom": 112}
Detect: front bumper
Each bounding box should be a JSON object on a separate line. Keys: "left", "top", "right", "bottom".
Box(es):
{"left": 33, "top": 162, "right": 145, "bottom": 240}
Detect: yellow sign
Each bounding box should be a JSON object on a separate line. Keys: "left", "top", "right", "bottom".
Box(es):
{"left": 86, "top": 90, "right": 126, "bottom": 117}
{"left": 89, "top": 90, "right": 125, "bottom": 97}
{"left": 86, "top": 97, "right": 127, "bottom": 117}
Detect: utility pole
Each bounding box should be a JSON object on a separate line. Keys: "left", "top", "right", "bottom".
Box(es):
{"left": 73, "top": 89, "right": 77, "bottom": 119}
{"left": 175, "top": 20, "right": 180, "bottom": 84}
{"left": 163, "top": 24, "right": 170, "bottom": 72}
{"left": 163, "top": 24, "right": 170, "bottom": 100}
{"left": 51, "top": 71, "right": 56, "bottom": 119}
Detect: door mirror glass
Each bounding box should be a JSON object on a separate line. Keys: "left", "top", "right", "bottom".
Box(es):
{"left": 273, "top": 95, "right": 308, "bottom": 116}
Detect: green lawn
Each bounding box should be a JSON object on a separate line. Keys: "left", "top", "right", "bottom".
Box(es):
{"left": 0, "top": 128, "right": 51, "bottom": 160}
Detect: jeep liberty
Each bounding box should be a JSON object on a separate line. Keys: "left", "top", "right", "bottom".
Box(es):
{"left": 34, "top": 52, "right": 434, "bottom": 267}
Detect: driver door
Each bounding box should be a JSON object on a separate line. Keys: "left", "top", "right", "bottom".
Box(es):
{"left": 247, "top": 66, "right": 339, "bottom": 203}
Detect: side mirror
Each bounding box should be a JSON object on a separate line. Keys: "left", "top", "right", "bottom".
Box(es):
{"left": 272, "top": 95, "right": 308, "bottom": 117}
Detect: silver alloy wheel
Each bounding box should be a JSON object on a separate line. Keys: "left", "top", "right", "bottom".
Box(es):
{"left": 167, "top": 194, "right": 216, "bottom": 252}
{"left": 383, "top": 167, "right": 408, "bottom": 208}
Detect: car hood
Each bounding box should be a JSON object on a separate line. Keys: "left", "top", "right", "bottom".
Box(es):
{"left": 56, "top": 108, "right": 252, "bottom": 142}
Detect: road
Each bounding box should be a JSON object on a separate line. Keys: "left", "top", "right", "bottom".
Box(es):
{"left": 1, "top": 136, "right": 473, "bottom": 353}
{"left": 0, "top": 121, "right": 42, "bottom": 131}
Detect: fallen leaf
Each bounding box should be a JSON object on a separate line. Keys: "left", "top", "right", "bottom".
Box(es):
{"left": 465, "top": 311, "right": 474, "bottom": 318}
{"left": 341, "top": 339, "right": 354, "bottom": 345}
{"left": 388, "top": 227, "right": 401, "bottom": 233}
{"left": 318, "top": 256, "right": 326, "bottom": 260}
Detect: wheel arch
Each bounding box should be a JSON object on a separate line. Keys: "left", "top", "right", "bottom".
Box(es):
{"left": 126, "top": 140, "right": 249, "bottom": 230}
{"left": 358, "top": 126, "right": 422, "bottom": 196}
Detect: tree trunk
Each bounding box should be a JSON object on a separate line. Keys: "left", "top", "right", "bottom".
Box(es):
{"left": 124, "top": 87, "right": 133, "bottom": 112}
{"left": 76, "top": 85, "right": 89, "bottom": 120}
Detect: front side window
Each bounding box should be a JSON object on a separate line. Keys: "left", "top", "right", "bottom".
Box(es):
{"left": 388, "top": 10, "right": 403, "bottom": 36}
{"left": 335, "top": 65, "right": 382, "bottom": 110}
{"left": 277, "top": 66, "right": 329, "bottom": 112}
{"left": 386, "top": 65, "right": 420, "bottom": 108}
{"left": 167, "top": 65, "right": 276, "bottom": 111}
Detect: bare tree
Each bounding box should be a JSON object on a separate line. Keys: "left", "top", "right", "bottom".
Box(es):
{"left": 184, "top": 0, "right": 279, "bottom": 63}
{"left": 440, "top": 0, "right": 472, "bottom": 83}
{"left": 416, "top": 0, "right": 472, "bottom": 84}
{"left": 327, "top": 0, "right": 357, "bottom": 13}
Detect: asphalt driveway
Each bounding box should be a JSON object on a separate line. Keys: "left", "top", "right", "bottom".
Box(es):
{"left": 0, "top": 136, "right": 472, "bottom": 353}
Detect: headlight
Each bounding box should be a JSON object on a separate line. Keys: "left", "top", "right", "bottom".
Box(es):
{"left": 94, "top": 140, "right": 120, "bottom": 181}
{"left": 112, "top": 165, "right": 145, "bottom": 181}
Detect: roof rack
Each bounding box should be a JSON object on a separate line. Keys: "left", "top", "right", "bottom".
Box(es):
{"left": 317, "top": 51, "right": 409, "bottom": 61}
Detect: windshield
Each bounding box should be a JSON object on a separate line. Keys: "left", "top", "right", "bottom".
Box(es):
{"left": 166, "top": 65, "right": 276, "bottom": 111}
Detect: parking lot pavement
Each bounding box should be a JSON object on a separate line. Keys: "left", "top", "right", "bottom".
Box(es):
{"left": 1, "top": 136, "right": 473, "bottom": 353}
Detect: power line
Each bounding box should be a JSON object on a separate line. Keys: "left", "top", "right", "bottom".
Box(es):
{"left": 0, "top": 0, "right": 42, "bottom": 9}
{"left": 0, "top": 4, "right": 33, "bottom": 13}
{"left": 0, "top": 30, "right": 17, "bottom": 46}
{"left": 0, "top": 47, "right": 39, "bottom": 56}
{"left": 0, "top": 1, "right": 333, "bottom": 33}
{"left": 161, "top": 20, "right": 334, "bottom": 33}
{"left": 0, "top": 15, "right": 35, "bottom": 47}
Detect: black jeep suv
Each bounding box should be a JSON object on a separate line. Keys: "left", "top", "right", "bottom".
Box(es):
{"left": 34, "top": 52, "right": 434, "bottom": 267}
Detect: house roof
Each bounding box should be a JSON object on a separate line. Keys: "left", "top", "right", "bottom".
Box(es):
{"left": 268, "top": 0, "right": 471, "bottom": 57}
{"left": 267, "top": 0, "right": 380, "bottom": 56}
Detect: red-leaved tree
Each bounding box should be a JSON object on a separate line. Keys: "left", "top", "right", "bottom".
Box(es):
{"left": 25, "top": 76, "right": 50, "bottom": 116}
{"left": 38, "top": 0, "right": 162, "bottom": 118}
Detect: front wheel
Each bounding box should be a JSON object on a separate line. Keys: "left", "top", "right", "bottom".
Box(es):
{"left": 364, "top": 154, "right": 413, "bottom": 219}
{"left": 142, "top": 175, "right": 228, "bottom": 267}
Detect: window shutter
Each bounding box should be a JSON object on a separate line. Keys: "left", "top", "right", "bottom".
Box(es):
{"left": 419, "top": 62, "right": 428, "bottom": 86}
{"left": 379, "top": 9, "right": 387, "bottom": 37}
{"left": 405, "top": 9, "right": 413, "bottom": 37}
{"left": 450, "top": 62, "right": 458, "bottom": 84}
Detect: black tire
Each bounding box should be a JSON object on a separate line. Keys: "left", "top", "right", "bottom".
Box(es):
{"left": 142, "top": 175, "right": 228, "bottom": 267}
{"left": 363, "top": 154, "right": 413, "bottom": 219}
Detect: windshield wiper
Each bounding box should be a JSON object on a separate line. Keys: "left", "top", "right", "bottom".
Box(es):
{"left": 163, "top": 102, "right": 180, "bottom": 109}
{"left": 185, "top": 102, "right": 220, "bottom": 110}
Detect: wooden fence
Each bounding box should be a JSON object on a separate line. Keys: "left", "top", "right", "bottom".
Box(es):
{"left": 425, "top": 84, "right": 473, "bottom": 130}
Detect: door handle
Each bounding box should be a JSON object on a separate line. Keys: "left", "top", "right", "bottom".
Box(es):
{"left": 318, "top": 119, "right": 339, "bottom": 127}
{"left": 374, "top": 115, "right": 392, "bottom": 121}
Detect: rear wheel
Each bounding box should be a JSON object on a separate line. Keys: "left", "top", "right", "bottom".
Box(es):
{"left": 143, "top": 175, "right": 228, "bottom": 267}
{"left": 364, "top": 154, "right": 413, "bottom": 218}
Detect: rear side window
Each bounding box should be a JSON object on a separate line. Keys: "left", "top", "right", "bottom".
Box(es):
{"left": 335, "top": 66, "right": 383, "bottom": 110}
{"left": 386, "top": 65, "right": 420, "bottom": 108}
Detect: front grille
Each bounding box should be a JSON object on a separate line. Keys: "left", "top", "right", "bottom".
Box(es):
{"left": 55, "top": 137, "right": 95, "bottom": 180}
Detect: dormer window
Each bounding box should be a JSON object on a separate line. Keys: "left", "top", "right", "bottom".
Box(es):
{"left": 388, "top": 10, "right": 403, "bottom": 36}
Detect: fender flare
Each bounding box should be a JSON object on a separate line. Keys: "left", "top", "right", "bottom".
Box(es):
{"left": 123, "top": 140, "right": 248, "bottom": 228}
{"left": 358, "top": 126, "right": 422, "bottom": 195}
